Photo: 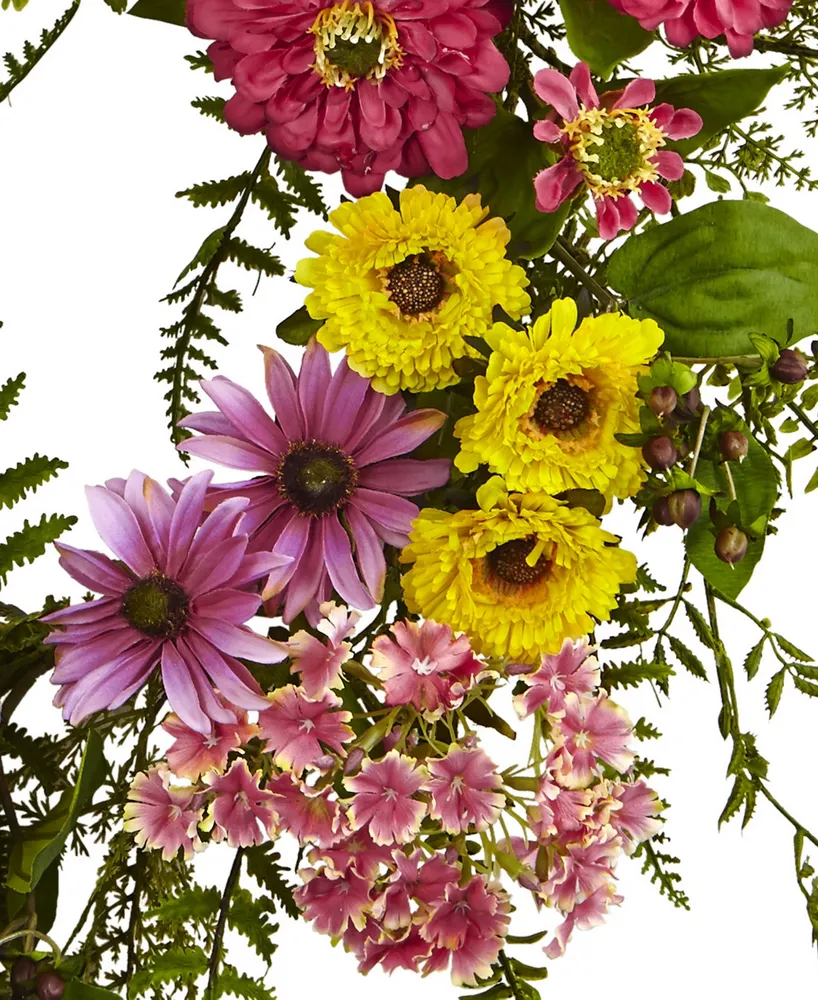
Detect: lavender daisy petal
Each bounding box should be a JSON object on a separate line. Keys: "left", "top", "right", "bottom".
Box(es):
{"left": 85, "top": 484, "right": 156, "bottom": 577}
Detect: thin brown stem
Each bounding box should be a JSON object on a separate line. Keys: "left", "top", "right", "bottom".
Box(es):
{"left": 205, "top": 848, "right": 245, "bottom": 999}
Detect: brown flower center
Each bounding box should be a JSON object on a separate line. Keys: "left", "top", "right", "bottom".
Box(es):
{"left": 122, "top": 572, "right": 189, "bottom": 638}
{"left": 387, "top": 254, "right": 445, "bottom": 316}
{"left": 485, "top": 537, "right": 550, "bottom": 589}
{"left": 278, "top": 440, "right": 357, "bottom": 516}
{"left": 534, "top": 380, "right": 589, "bottom": 432}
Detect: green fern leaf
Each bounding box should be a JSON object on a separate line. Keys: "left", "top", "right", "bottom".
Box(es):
{"left": 0, "top": 513, "right": 77, "bottom": 585}
{"left": 128, "top": 946, "right": 208, "bottom": 999}
{"left": 229, "top": 888, "right": 279, "bottom": 965}
{"left": 599, "top": 660, "right": 674, "bottom": 690}
{"left": 0, "top": 373, "right": 25, "bottom": 420}
{"left": 0, "top": 1, "right": 81, "bottom": 103}
{"left": 244, "top": 844, "right": 299, "bottom": 919}
{"left": 226, "top": 239, "right": 285, "bottom": 277}
{"left": 177, "top": 173, "right": 253, "bottom": 209}
{"left": 251, "top": 177, "right": 298, "bottom": 236}
{"left": 668, "top": 635, "right": 708, "bottom": 681}
{"left": 275, "top": 158, "right": 328, "bottom": 218}
{"left": 215, "top": 967, "right": 274, "bottom": 1000}
{"left": 192, "top": 95, "right": 226, "bottom": 121}
{"left": 147, "top": 885, "right": 220, "bottom": 924}
{"left": 0, "top": 455, "right": 69, "bottom": 510}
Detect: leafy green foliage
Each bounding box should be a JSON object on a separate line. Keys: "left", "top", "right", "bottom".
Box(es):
{"left": 244, "top": 844, "right": 299, "bottom": 920}
{"left": 607, "top": 200, "right": 818, "bottom": 358}
{"left": 0, "top": 454, "right": 69, "bottom": 509}
{"left": 558, "top": 0, "right": 652, "bottom": 78}
{"left": 277, "top": 305, "right": 323, "bottom": 346}
{"left": 228, "top": 888, "right": 280, "bottom": 966}
{"left": 633, "top": 833, "right": 690, "bottom": 909}
{"left": 128, "top": 946, "right": 209, "bottom": 998}
{"left": 0, "top": 513, "right": 77, "bottom": 585}
{"left": 0, "top": 1, "right": 81, "bottom": 103}
{"left": 0, "top": 372, "right": 25, "bottom": 419}
{"left": 128, "top": 0, "right": 185, "bottom": 25}
{"left": 599, "top": 659, "right": 674, "bottom": 690}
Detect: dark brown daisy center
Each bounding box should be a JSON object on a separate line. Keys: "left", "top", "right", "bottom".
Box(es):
{"left": 278, "top": 440, "right": 357, "bottom": 516}
{"left": 122, "top": 572, "right": 189, "bottom": 638}
{"left": 485, "top": 536, "right": 550, "bottom": 588}
{"left": 534, "top": 380, "right": 589, "bottom": 432}
{"left": 387, "top": 254, "right": 445, "bottom": 316}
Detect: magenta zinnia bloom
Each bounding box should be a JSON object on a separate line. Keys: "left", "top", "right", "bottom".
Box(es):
{"left": 608, "top": 0, "right": 792, "bottom": 58}
{"left": 205, "top": 759, "right": 279, "bottom": 847}
{"left": 186, "top": 0, "right": 512, "bottom": 196}
{"left": 556, "top": 693, "right": 634, "bottom": 789}
{"left": 426, "top": 746, "right": 505, "bottom": 835}
{"left": 344, "top": 749, "right": 428, "bottom": 845}
{"left": 178, "top": 341, "right": 449, "bottom": 624}
{"left": 513, "top": 638, "right": 599, "bottom": 718}
{"left": 123, "top": 766, "right": 205, "bottom": 861}
{"left": 259, "top": 684, "right": 354, "bottom": 774}
{"left": 532, "top": 62, "right": 702, "bottom": 240}
{"left": 162, "top": 705, "right": 259, "bottom": 780}
{"left": 44, "top": 470, "right": 290, "bottom": 734}
{"left": 372, "top": 618, "right": 482, "bottom": 718}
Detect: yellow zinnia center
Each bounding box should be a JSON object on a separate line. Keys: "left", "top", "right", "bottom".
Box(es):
{"left": 311, "top": 1, "right": 403, "bottom": 90}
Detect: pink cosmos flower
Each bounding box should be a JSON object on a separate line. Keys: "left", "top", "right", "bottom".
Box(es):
{"left": 372, "top": 849, "right": 460, "bottom": 929}
{"left": 421, "top": 876, "right": 511, "bottom": 986}
{"left": 309, "top": 828, "right": 395, "bottom": 879}
{"left": 556, "top": 692, "right": 634, "bottom": 788}
{"left": 344, "top": 749, "right": 428, "bottom": 845}
{"left": 162, "top": 705, "right": 259, "bottom": 780}
{"left": 295, "top": 866, "right": 373, "bottom": 937}
{"left": 204, "top": 759, "right": 279, "bottom": 847}
{"left": 186, "top": 0, "right": 512, "bottom": 196}
{"left": 513, "top": 638, "right": 600, "bottom": 717}
{"left": 178, "top": 341, "right": 449, "bottom": 624}
{"left": 608, "top": 0, "right": 792, "bottom": 58}
{"left": 543, "top": 882, "right": 623, "bottom": 959}
{"left": 532, "top": 62, "right": 702, "bottom": 239}
{"left": 268, "top": 772, "right": 346, "bottom": 846}
{"left": 259, "top": 684, "right": 354, "bottom": 773}
{"left": 372, "top": 618, "right": 482, "bottom": 718}
{"left": 425, "top": 746, "right": 505, "bottom": 835}
{"left": 123, "top": 766, "right": 205, "bottom": 861}
{"left": 288, "top": 602, "right": 359, "bottom": 698}
{"left": 609, "top": 779, "right": 664, "bottom": 852}
{"left": 44, "top": 470, "right": 290, "bottom": 734}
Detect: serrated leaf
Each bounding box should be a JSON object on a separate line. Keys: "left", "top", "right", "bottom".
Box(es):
{"left": 191, "top": 95, "right": 226, "bottom": 122}
{"left": 744, "top": 637, "right": 765, "bottom": 680}
{"left": 792, "top": 673, "right": 818, "bottom": 698}
{"left": 774, "top": 634, "right": 812, "bottom": 661}
{"left": 176, "top": 226, "right": 226, "bottom": 284}
{"left": 0, "top": 513, "right": 77, "bottom": 585}
{"left": 0, "top": 1, "right": 80, "bottom": 103}
{"left": 766, "top": 667, "right": 786, "bottom": 717}
{"left": 0, "top": 455, "right": 69, "bottom": 510}
{"left": 64, "top": 983, "right": 123, "bottom": 1000}
{"left": 683, "top": 601, "right": 716, "bottom": 649}
{"left": 177, "top": 173, "right": 252, "bottom": 209}
{"left": 226, "top": 239, "right": 285, "bottom": 277}
{"left": 599, "top": 660, "right": 673, "bottom": 690}
{"left": 214, "top": 967, "right": 273, "bottom": 1000}
{"left": 633, "top": 717, "right": 662, "bottom": 740}
{"left": 147, "top": 885, "right": 220, "bottom": 923}
{"left": 229, "top": 887, "right": 279, "bottom": 965}
{"left": 128, "top": 947, "right": 208, "bottom": 999}
{"left": 668, "top": 635, "right": 708, "bottom": 681}
{"left": 742, "top": 782, "right": 757, "bottom": 829}
{"left": 0, "top": 373, "right": 25, "bottom": 420}
{"left": 244, "top": 844, "right": 299, "bottom": 920}
{"left": 719, "top": 775, "right": 748, "bottom": 827}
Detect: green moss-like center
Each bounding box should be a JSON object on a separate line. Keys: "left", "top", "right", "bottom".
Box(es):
{"left": 122, "top": 573, "right": 189, "bottom": 638}
{"left": 591, "top": 120, "right": 644, "bottom": 182}
{"left": 324, "top": 36, "right": 382, "bottom": 78}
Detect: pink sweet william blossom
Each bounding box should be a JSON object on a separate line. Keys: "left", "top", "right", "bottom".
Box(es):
{"left": 295, "top": 866, "right": 373, "bottom": 937}
{"left": 258, "top": 684, "right": 354, "bottom": 773}
{"left": 309, "top": 828, "right": 395, "bottom": 879}
{"left": 556, "top": 692, "right": 634, "bottom": 788}
{"left": 608, "top": 0, "right": 792, "bottom": 58}
{"left": 186, "top": 0, "right": 512, "bottom": 196}
{"left": 542, "top": 831, "right": 621, "bottom": 911}
{"left": 288, "top": 602, "right": 359, "bottom": 698}
{"left": 344, "top": 749, "right": 428, "bottom": 845}
{"left": 543, "top": 882, "right": 623, "bottom": 959}
{"left": 372, "top": 618, "right": 482, "bottom": 718}
{"left": 513, "top": 638, "right": 599, "bottom": 717}
{"left": 532, "top": 62, "right": 702, "bottom": 239}
{"left": 123, "top": 766, "right": 205, "bottom": 861}
{"left": 360, "top": 925, "right": 433, "bottom": 974}
{"left": 425, "top": 746, "right": 505, "bottom": 835}
{"left": 372, "top": 849, "right": 460, "bottom": 929}
{"left": 162, "top": 705, "right": 259, "bottom": 780}
{"left": 421, "top": 876, "right": 511, "bottom": 986}
{"left": 44, "top": 469, "right": 291, "bottom": 734}
{"left": 609, "top": 779, "right": 664, "bottom": 852}
{"left": 204, "top": 759, "right": 279, "bottom": 847}
{"left": 268, "top": 772, "right": 346, "bottom": 847}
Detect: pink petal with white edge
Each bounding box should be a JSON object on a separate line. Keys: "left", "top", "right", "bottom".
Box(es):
{"left": 533, "top": 68, "right": 580, "bottom": 121}
{"left": 85, "top": 484, "right": 156, "bottom": 577}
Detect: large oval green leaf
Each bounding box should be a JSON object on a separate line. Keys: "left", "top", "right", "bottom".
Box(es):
{"left": 607, "top": 200, "right": 818, "bottom": 357}
{"left": 559, "top": 0, "right": 653, "bottom": 78}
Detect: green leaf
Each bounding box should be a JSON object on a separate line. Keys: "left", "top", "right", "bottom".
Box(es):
{"left": 229, "top": 887, "right": 279, "bottom": 965}
{"left": 64, "top": 983, "right": 123, "bottom": 1000}
{"left": 128, "top": 0, "right": 185, "bottom": 25}
{"left": 0, "top": 455, "right": 69, "bottom": 510}
{"left": 719, "top": 774, "right": 749, "bottom": 827}
{"left": 509, "top": 959, "right": 548, "bottom": 981}
{"left": 412, "top": 109, "right": 567, "bottom": 259}
{"left": 128, "top": 947, "right": 208, "bottom": 999}
{"left": 461, "top": 986, "right": 513, "bottom": 1000}
{"left": 792, "top": 673, "right": 818, "bottom": 698}
{"left": 0, "top": 1, "right": 80, "bottom": 103}
{"left": 607, "top": 200, "right": 818, "bottom": 358}
{"left": 6, "top": 729, "right": 106, "bottom": 892}
{"left": 766, "top": 667, "right": 786, "bottom": 717}
{"left": 462, "top": 698, "right": 517, "bottom": 740}
{"left": 654, "top": 66, "right": 788, "bottom": 158}
{"left": 685, "top": 414, "right": 777, "bottom": 599}
{"left": 0, "top": 373, "right": 25, "bottom": 420}
{"left": 774, "top": 634, "right": 812, "bottom": 662}
{"left": 744, "top": 637, "right": 765, "bottom": 680}
{"left": 599, "top": 660, "right": 674, "bottom": 690}
{"left": 147, "top": 885, "right": 220, "bottom": 923}
{"left": 214, "top": 968, "right": 273, "bottom": 1000}
{"left": 668, "top": 636, "right": 708, "bottom": 680}
{"left": 177, "top": 173, "right": 252, "bottom": 209}
{"left": 683, "top": 600, "right": 716, "bottom": 649}
{"left": 277, "top": 306, "right": 322, "bottom": 347}
{"left": 192, "top": 96, "right": 226, "bottom": 122}
{"left": 505, "top": 930, "right": 548, "bottom": 945}
{"left": 557, "top": 0, "right": 653, "bottom": 77}
{"left": 0, "top": 513, "right": 77, "bottom": 586}
{"left": 244, "top": 844, "right": 299, "bottom": 920}
{"left": 226, "top": 239, "right": 285, "bottom": 277}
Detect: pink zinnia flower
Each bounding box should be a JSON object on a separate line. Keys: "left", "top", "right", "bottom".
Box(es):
{"left": 609, "top": 779, "right": 664, "bottom": 852}
{"left": 288, "top": 602, "right": 359, "bottom": 698}
{"left": 295, "top": 866, "right": 373, "bottom": 937}
{"left": 309, "top": 828, "right": 395, "bottom": 879}
{"left": 532, "top": 62, "right": 702, "bottom": 239}
{"left": 555, "top": 692, "right": 634, "bottom": 788}
{"left": 344, "top": 750, "right": 428, "bottom": 845}
{"left": 513, "top": 638, "right": 599, "bottom": 718}
{"left": 259, "top": 684, "right": 354, "bottom": 774}
{"left": 543, "top": 882, "right": 623, "bottom": 959}
{"left": 178, "top": 341, "right": 449, "bottom": 624}
{"left": 124, "top": 766, "right": 205, "bottom": 861}
{"left": 162, "top": 705, "right": 258, "bottom": 780}
{"left": 425, "top": 746, "right": 505, "bottom": 835}
{"left": 44, "top": 470, "right": 290, "bottom": 734}
{"left": 204, "top": 759, "right": 279, "bottom": 847}
{"left": 608, "top": 0, "right": 792, "bottom": 58}
{"left": 186, "top": 0, "right": 512, "bottom": 196}
{"left": 268, "top": 772, "right": 346, "bottom": 847}
{"left": 421, "top": 876, "right": 511, "bottom": 986}
{"left": 372, "top": 618, "right": 482, "bottom": 718}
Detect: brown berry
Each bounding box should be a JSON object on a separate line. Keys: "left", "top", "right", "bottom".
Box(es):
{"left": 35, "top": 972, "right": 64, "bottom": 1000}
{"left": 720, "top": 430, "right": 749, "bottom": 462}
{"left": 652, "top": 497, "right": 674, "bottom": 526}
{"left": 668, "top": 489, "right": 701, "bottom": 529}
{"left": 642, "top": 436, "right": 678, "bottom": 471}
{"left": 11, "top": 958, "right": 38, "bottom": 994}
{"left": 673, "top": 385, "right": 701, "bottom": 422}
{"left": 772, "top": 348, "right": 808, "bottom": 384}
{"left": 715, "top": 527, "right": 748, "bottom": 564}
{"left": 648, "top": 386, "right": 678, "bottom": 416}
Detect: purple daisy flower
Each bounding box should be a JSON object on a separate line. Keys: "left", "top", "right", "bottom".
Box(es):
{"left": 176, "top": 339, "right": 450, "bottom": 623}
{"left": 43, "top": 470, "right": 291, "bottom": 734}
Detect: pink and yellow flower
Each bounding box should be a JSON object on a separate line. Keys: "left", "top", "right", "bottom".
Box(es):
{"left": 162, "top": 706, "right": 259, "bottom": 781}
{"left": 204, "top": 759, "right": 279, "bottom": 847}
{"left": 425, "top": 746, "right": 505, "bottom": 835}
{"left": 309, "top": 829, "right": 395, "bottom": 879}
{"left": 344, "top": 750, "right": 428, "bottom": 845}
{"left": 372, "top": 849, "right": 460, "bottom": 929}
{"left": 513, "top": 638, "right": 600, "bottom": 718}
{"left": 543, "top": 882, "right": 623, "bottom": 959}
{"left": 268, "top": 772, "right": 346, "bottom": 847}
{"left": 288, "top": 602, "right": 359, "bottom": 698}
{"left": 124, "top": 766, "right": 205, "bottom": 861}
{"left": 610, "top": 779, "right": 664, "bottom": 852}
{"left": 556, "top": 692, "right": 634, "bottom": 788}
{"left": 295, "top": 866, "right": 373, "bottom": 937}
{"left": 259, "top": 685, "right": 354, "bottom": 774}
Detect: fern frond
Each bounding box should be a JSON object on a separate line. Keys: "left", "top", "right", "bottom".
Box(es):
{"left": 0, "top": 454, "right": 69, "bottom": 509}
{"left": 0, "top": 373, "right": 25, "bottom": 420}
{"left": 0, "top": 0, "right": 81, "bottom": 103}
{"left": 176, "top": 173, "right": 253, "bottom": 209}
{"left": 0, "top": 513, "right": 77, "bottom": 585}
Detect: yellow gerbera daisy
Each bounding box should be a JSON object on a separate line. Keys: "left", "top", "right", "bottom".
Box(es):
{"left": 453, "top": 298, "right": 664, "bottom": 499}
{"left": 294, "top": 186, "right": 530, "bottom": 395}
{"left": 401, "top": 477, "right": 637, "bottom": 663}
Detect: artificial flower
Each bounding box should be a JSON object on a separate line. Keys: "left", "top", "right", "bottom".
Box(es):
{"left": 295, "top": 187, "right": 530, "bottom": 394}
{"left": 344, "top": 750, "right": 428, "bottom": 845}
{"left": 288, "top": 601, "right": 359, "bottom": 698}
{"left": 44, "top": 470, "right": 289, "bottom": 734}
{"left": 296, "top": 866, "right": 373, "bottom": 937}
{"left": 259, "top": 684, "right": 354, "bottom": 773}
{"left": 309, "top": 828, "right": 394, "bottom": 879}
{"left": 360, "top": 926, "right": 433, "bottom": 974}
{"left": 532, "top": 62, "right": 702, "bottom": 239}
{"left": 543, "top": 882, "right": 623, "bottom": 959}
{"left": 204, "top": 759, "right": 279, "bottom": 847}
{"left": 557, "top": 693, "right": 635, "bottom": 788}
{"left": 425, "top": 747, "right": 505, "bottom": 835}
{"left": 454, "top": 298, "right": 664, "bottom": 499}
{"left": 162, "top": 705, "right": 259, "bottom": 780}
{"left": 123, "top": 766, "right": 205, "bottom": 861}
{"left": 177, "top": 340, "right": 449, "bottom": 622}
{"left": 609, "top": 779, "right": 664, "bottom": 851}
{"left": 186, "top": 0, "right": 512, "bottom": 195}
{"left": 268, "top": 772, "right": 346, "bottom": 847}
{"left": 401, "top": 477, "right": 638, "bottom": 661}
{"left": 372, "top": 849, "right": 460, "bottom": 929}
{"left": 514, "top": 637, "right": 600, "bottom": 718}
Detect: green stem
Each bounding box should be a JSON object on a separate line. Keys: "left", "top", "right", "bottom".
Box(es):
{"left": 515, "top": 23, "right": 572, "bottom": 74}
{"left": 0, "top": 930, "right": 62, "bottom": 964}
{"left": 788, "top": 401, "right": 818, "bottom": 442}
{"left": 753, "top": 37, "right": 818, "bottom": 59}
{"left": 550, "top": 238, "right": 617, "bottom": 309}
{"left": 673, "top": 355, "right": 762, "bottom": 367}
{"left": 758, "top": 784, "right": 818, "bottom": 850}
{"left": 498, "top": 949, "right": 525, "bottom": 1000}
{"left": 205, "top": 848, "right": 244, "bottom": 1000}
{"left": 0, "top": 0, "right": 81, "bottom": 104}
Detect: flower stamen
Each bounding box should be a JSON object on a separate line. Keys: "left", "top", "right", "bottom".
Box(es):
{"left": 311, "top": 1, "right": 403, "bottom": 90}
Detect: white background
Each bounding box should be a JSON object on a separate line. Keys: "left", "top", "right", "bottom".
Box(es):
{"left": 2, "top": 1, "right": 818, "bottom": 995}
